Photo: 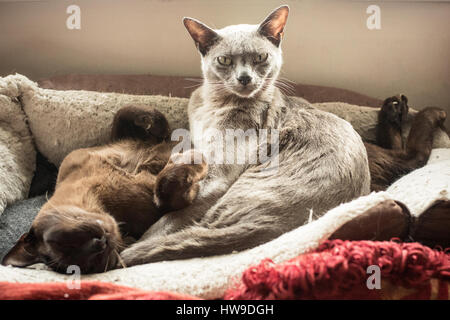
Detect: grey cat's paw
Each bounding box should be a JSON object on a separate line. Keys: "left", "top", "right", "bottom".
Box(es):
{"left": 118, "top": 246, "right": 143, "bottom": 268}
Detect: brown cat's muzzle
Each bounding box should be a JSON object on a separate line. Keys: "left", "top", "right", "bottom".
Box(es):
{"left": 46, "top": 234, "right": 119, "bottom": 274}
{"left": 44, "top": 214, "right": 123, "bottom": 274}
{"left": 2, "top": 207, "right": 123, "bottom": 274}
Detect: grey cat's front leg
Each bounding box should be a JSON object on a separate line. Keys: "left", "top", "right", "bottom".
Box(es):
{"left": 120, "top": 223, "right": 277, "bottom": 266}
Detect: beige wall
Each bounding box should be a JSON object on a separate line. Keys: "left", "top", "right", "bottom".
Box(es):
{"left": 0, "top": 0, "right": 449, "bottom": 115}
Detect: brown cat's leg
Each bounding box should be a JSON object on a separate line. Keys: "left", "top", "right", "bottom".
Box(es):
{"left": 403, "top": 107, "right": 447, "bottom": 166}
{"left": 367, "top": 94, "right": 410, "bottom": 191}
{"left": 367, "top": 106, "right": 446, "bottom": 191}
{"left": 376, "top": 94, "right": 409, "bottom": 150}
{"left": 110, "top": 105, "right": 170, "bottom": 143}
{"left": 154, "top": 150, "right": 208, "bottom": 212}
{"left": 365, "top": 143, "right": 405, "bottom": 191}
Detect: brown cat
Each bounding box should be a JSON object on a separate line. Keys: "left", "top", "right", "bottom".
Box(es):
{"left": 1, "top": 106, "right": 207, "bottom": 274}
{"left": 366, "top": 95, "right": 447, "bottom": 191}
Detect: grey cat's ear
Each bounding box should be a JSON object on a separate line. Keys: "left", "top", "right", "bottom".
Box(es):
{"left": 183, "top": 17, "right": 220, "bottom": 56}
{"left": 258, "top": 5, "right": 289, "bottom": 47}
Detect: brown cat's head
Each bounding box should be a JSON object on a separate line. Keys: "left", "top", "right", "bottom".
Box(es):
{"left": 2, "top": 206, "right": 123, "bottom": 274}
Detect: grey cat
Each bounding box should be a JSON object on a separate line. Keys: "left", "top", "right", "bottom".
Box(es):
{"left": 120, "top": 5, "right": 370, "bottom": 265}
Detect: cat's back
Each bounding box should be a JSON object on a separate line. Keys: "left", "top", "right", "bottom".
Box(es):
{"left": 58, "top": 140, "right": 167, "bottom": 184}
{"left": 54, "top": 141, "right": 158, "bottom": 205}
{"left": 282, "top": 95, "right": 371, "bottom": 195}
{"left": 57, "top": 142, "right": 131, "bottom": 185}
{"left": 285, "top": 95, "right": 361, "bottom": 140}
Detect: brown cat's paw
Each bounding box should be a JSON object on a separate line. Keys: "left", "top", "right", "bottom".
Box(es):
{"left": 154, "top": 150, "right": 208, "bottom": 212}
{"left": 132, "top": 108, "right": 170, "bottom": 140}
{"left": 111, "top": 106, "right": 170, "bottom": 142}
{"left": 380, "top": 94, "right": 409, "bottom": 126}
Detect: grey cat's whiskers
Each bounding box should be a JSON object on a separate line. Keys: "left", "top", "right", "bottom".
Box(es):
{"left": 205, "top": 82, "right": 231, "bottom": 97}
{"left": 278, "top": 77, "right": 296, "bottom": 86}
{"left": 275, "top": 82, "right": 296, "bottom": 95}
{"left": 262, "top": 77, "right": 295, "bottom": 96}
{"left": 185, "top": 78, "right": 226, "bottom": 90}
{"left": 185, "top": 78, "right": 223, "bottom": 85}
{"left": 184, "top": 83, "right": 203, "bottom": 89}
{"left": 184, "top": 77, "right": 204, "bottom": 83}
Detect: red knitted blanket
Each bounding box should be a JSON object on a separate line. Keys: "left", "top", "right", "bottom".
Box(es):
{"left": 1, "top": 240, "right": 449, "bottom": 300}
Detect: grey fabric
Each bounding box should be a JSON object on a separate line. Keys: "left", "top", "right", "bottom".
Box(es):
{"left": 0, "top": 196, "right": 46, "bottom": 261}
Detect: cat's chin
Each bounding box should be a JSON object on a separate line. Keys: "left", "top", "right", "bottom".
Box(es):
{"left": 231, "top": 87, "right": 259, "bottom": 99}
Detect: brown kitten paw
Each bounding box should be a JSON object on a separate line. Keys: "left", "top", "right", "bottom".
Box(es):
{"left": 154, "top": 150, "right": 208, "bottom": 212}
{"left": 380, "top": 94, "right": 409, "bottom": 126}
{"left": 111, "top": 106, "right": 170, "bottom": 142}
{"left": 437, "top": 110, "right": 447, "bottom": 126}
{"left": 131, "top": 108, "right": 170, "bottom": 140}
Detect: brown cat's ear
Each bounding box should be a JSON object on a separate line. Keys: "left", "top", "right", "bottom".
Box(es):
{"left": 1, "top": 232, "right": 40, "bottom": 267}
{"left": 183, "top": 17, "right": 219, "bottom": 56}
{"left": 258, "top": 5, "right": 290, "bottom": 47}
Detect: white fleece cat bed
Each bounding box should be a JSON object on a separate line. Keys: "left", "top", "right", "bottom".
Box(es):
{"left": 0, "top": 74, "right": 449, "bottom": 299}
{"left": 0, "top": 193, "right": 411, "bottom": 298}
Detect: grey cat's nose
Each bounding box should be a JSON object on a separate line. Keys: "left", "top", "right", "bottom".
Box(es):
{"left": 237, "top": 75, "right": 252, "bottom": 86}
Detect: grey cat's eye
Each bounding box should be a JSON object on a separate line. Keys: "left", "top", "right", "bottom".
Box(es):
{"left": 254, "top": 53, "right": 268, "bottom": 64}
{"left": 217, "top": 56, "right": 232, "bottom": 66}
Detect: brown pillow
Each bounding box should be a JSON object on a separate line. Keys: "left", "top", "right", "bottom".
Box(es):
{"left": 330, "top": 200, "right": 411, "bottom": 242}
